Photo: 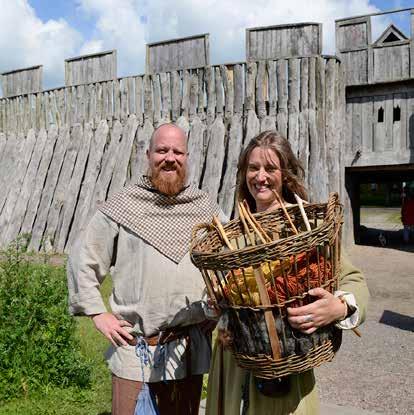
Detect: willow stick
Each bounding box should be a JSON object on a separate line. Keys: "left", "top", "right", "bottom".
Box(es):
{"left": 272, "top": 190, "right": 298, "bottom": 234}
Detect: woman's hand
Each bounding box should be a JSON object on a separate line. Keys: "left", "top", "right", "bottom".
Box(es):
{"left": 287, "top": 288, "right": 346, "bottom": 334}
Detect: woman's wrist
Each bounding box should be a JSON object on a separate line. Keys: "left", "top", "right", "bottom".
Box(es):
{"left": 336, "top": 296, "right": 348, "bottom": 322}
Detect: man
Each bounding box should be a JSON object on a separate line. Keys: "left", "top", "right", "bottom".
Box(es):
{"left": 67, "top": 123, "right": 222, "bottom": 415}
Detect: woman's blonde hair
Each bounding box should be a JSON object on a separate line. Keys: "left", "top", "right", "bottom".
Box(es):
{"left": 237, "top": 130, "right": 307, "bottom": 211}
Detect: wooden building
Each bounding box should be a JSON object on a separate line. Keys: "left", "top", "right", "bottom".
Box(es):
{"left": 336, "top": 8, "right": 414, "bottom": 241}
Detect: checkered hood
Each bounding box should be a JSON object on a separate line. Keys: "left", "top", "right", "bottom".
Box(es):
{"left": 99, "top": 176, "right": 219, "bottom": 263}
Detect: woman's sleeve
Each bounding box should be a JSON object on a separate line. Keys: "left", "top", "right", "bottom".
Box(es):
{"left": 67, "top": 211, "right": 119, "bottom": 316}
{"left": 337, "top": 254, "right": 370, "bottom": 326}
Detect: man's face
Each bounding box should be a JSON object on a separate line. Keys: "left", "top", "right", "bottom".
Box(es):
{"left": 147, "top": 127, "right": 188, "bottom": 195}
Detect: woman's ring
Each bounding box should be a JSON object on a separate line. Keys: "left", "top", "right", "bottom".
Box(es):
{"left": 304, "top": 314, "right": 313, "bottom": 323}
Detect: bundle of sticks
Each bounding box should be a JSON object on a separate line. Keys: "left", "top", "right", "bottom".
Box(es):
{"left": 213, "top": 193, "right": 332, "bottom": 309}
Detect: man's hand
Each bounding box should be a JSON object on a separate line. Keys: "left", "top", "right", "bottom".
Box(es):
{"left": 90, "top": 312, "right": 134, "bottom": 347}
{"left": 287, "top": 288, "right": 346, "bottom": 334}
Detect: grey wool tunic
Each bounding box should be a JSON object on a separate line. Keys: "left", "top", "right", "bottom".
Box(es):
{"left": 67, "top": 210, "right": 215, "bottom": 382}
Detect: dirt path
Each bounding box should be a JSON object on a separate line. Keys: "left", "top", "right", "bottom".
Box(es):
{"left": 316, "top": 242, "right": 413, "bottom": 415}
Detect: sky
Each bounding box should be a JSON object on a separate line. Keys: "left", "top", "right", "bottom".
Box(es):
{"left": 0, "top": 0, "right": 413, "bottom": 91}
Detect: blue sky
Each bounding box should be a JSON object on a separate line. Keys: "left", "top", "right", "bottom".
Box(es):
{"left": 0, "top": 0, "right": 413, "bottom": 91}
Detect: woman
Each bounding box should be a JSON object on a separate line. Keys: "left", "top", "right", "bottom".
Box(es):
{"left": 205, "top": 131, "right": 369, "bottom": 415}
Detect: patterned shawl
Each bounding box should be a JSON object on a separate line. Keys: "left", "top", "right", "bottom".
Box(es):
{"left": 99, "top": 176, "right": 219, "bottom": 263}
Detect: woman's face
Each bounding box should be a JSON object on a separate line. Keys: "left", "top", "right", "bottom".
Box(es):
{"left": 246, "top": 146, "right": 283, "bottom": 212}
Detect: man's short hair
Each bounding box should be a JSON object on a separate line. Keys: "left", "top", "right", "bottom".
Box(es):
{"left": 149, "top": 123, "right": 187, "bottom": 151}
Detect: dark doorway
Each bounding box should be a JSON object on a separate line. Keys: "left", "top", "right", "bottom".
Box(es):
{"left": 345, "top": 164, "right": 414, "bottom": 250}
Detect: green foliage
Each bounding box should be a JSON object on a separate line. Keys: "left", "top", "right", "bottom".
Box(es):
{"left": 0, "top": 239, "right": 92, "bottom": 402}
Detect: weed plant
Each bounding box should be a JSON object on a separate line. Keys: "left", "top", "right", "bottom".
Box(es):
{"left": 0, "top": 239, "right": 92, "bottom": 402}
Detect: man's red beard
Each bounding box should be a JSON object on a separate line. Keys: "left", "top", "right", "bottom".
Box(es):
{"left": 150, "top": 163, "right": 187, "bottom": 196}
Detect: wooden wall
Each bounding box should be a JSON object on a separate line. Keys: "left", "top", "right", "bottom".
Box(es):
{"left": 336, "top": 9, "right": 414, "bottom": 85}
{"left": 0, "top": 66, "right": 43, "bottom": 98}
{"left": 0, "top": 56, "right": 344, "bottom": 253}
{"left": 65, "top": 50, "right": 117, "bottom": 87}
{"left": 345, "top": 81, "right": 414, "bottom": 167}
{"left": 246, "top": 23, "right": 322, "bottom": 61}
{"left": 146, "top": 34, "right": 210, "bottom": 74}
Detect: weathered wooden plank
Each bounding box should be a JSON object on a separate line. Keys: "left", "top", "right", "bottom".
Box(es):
{"left": 189, "top": 72, "right": 199, "bottom": 121}
{"left": 267, "top": 60, "right": 277, "bottom": 117}
{"left": 103, "top": 81, "right": 113, "bottom": 120}
{"left": 245, "top": 62, "right": 257, "bottom": 111}
{"left": 55, "top": 123, "right": 90, "bottom": 252}
{"left": 19, "top": 129, "right": 54, "bottom": 235}
{"left": 205, "top": 66, "right": 216, "bottom": 125}
{"left": 96, "top": 82, "right": 104, "bottom": 124}
{"left": 0, "top": 133, "right": 7, "bottom": 163}
{"left": 0, "top": 131, "right": 37, "bottom": 245}
{"left": 256, "top": 60, "right": 267, "bottom": 120}
{"left": 307, "top": 57, "right": 319, "bottom": 202}
{"left": 337, "top": 20, "right": 368, "bottom": 50}
{"left": 244, "top": 109, "right": 260, "bottom": 149}
{"left": 325, "top": 58, "right": 339, "bottom": 194}
{"left": 361, "top": 96, "right": 373, "bottom": 153}
{"left": 299, "top": 57, "right": 309, "bottom": 180}
{"left": 373, "top": 95, "right": 386, "bottom": 152}
{"left": 28, "top": 125, "right": 71, "bottom": 251}
{"left": 171, "top": 71, "right": 181, "bottom": 121}
{"left": 221, "top": 65, "right": 233, "bottom": 121}
{"left": 181, "top": 70, "right": 191, "bottom": 118}
{"left": 127, "top": 76, "right": 135, "bottom": 116}
{"left": 113, "top": 79, "right": 121, "bottom": 120}
{"left": 218, "top": 114, "right": 243, "bottom": 217}
{"left": 197, "top": 68, "right": 205, "bottom": 117}
{"left": 373, "top": 45, "right": 410, "bottom": 82}
{"left": 384, "top": 94, "right": 393, "bottom": 150}
{"left": 3, "top": 129, "right": 48, "bottom": 244}
{"left": 188, "top": 116, "right": 206, "bottom": 186}
{"left": 65, "top": 120, "right": 110, "bottom": 250}
{"left": 288, "top": 58, "right": 300, "bottom": 156}
{"left": 0, "top": 135, "right": 25, "bottom": 216}
{"left": 406, "top": 90, "right": 414, "bottom": 149}
{"left": 392, "top": 93, "right": 405, "bottom": 153}
{"left": 160, "top": 73, "right": 171, "bottom": 122}
{"left": 201, "top": 115, "right": 225, "bottom": 201}
{"left": 129, "top": 119, "right": 154, "bottom": 184}
{"left": 143, "top": 75, "right": 153, "bottom": 122}
{"left": 43, "top": 126, "right": 82, "bottom": 252}
{"left": 233, "top": 64, "right": 244, "bottom": 115}
{"left": 315, "top": 57, "right": 327, "bottom": 201}
{"left": 89, "top": 120, "right": 123, "bottom": 212}
{"left": 119, "top": 78, "right": 128, "bottom": 122}
{"left": 135, "top": 76, "right": 144, "bottom": 125}
{"left": 152, "top": 73, "right": 162, "bottom": 126}
{"left": 146, "top": 34, "right": 209, "bottom": 73}
{"left": 276, "top": 59, "right": 288, "bottom": 137}
{"left": 107, "top": 114, "right": 139, "bottom": 195}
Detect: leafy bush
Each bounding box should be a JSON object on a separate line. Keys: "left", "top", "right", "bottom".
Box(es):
{"left": 0, "top": 239, "right": 92, "bottom": 401}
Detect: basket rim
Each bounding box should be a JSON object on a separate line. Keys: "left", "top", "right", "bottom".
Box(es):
{"left": 190, "top": 195, "right": 343, "bottom": 268}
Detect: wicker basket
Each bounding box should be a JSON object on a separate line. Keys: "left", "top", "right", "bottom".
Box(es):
{"left": 190, "top": 192, "right": 343, "bottom": 379}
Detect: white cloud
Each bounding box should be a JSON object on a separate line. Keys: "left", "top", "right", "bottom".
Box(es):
{"left": 0, "top": 0, "right": 390, "bottom": 92}
{"left": 77, "top": 0, "right": 382, "bottom": 75}
{"left": 0, "top": 0, "right": 82, "bottom": 89}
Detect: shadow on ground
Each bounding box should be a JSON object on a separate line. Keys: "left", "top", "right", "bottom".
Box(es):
{"left": 358, "top": 226, "right": 414, "bottom": 253}
{"left": 379, "top": 310, "right": 414, "bottom": 332}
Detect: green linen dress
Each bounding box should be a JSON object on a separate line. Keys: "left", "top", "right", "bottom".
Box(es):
{"left": 205, "top": 256, "right": 369, "bottom": 415}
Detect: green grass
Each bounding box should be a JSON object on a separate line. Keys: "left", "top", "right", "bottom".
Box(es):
{"left": 0, "top": 274, "right": 113, "bottom": 415}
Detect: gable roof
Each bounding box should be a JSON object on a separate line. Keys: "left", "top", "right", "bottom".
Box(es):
{"left": 373, "top": 24, "right": 408, "bottom": 46}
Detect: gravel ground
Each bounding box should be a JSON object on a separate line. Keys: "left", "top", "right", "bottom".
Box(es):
{"left": 315, "top": 217, "right": 414, "bottom": 415}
